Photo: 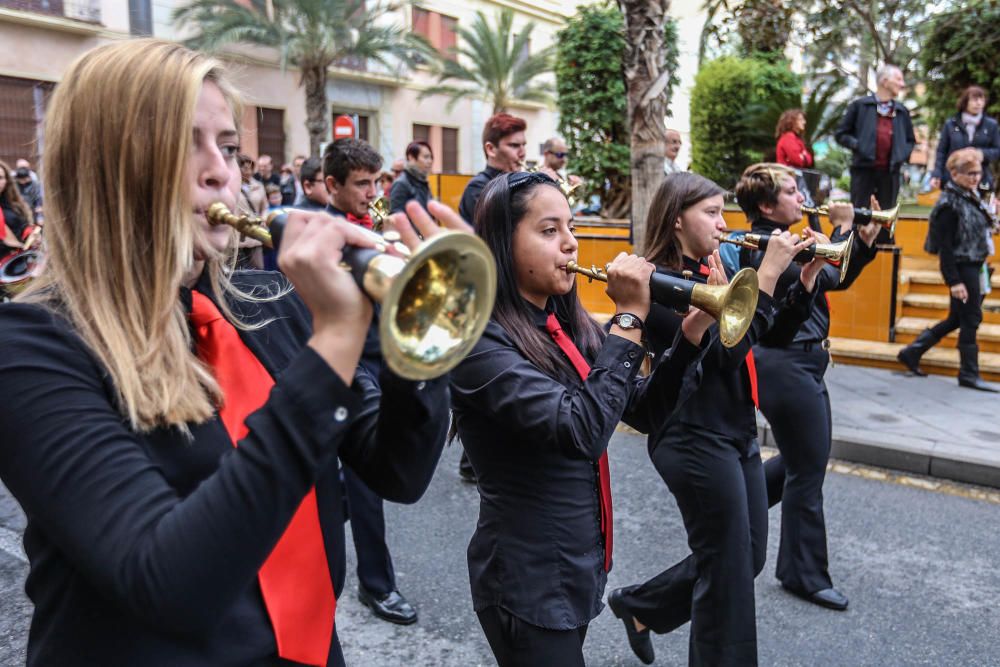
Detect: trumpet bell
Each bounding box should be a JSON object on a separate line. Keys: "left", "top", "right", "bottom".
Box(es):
{"left": 692, "top": 268, "right": 759, "bottom": 348}
{"left": 378, "top": 231, "right": 497, "bottom": 380}
{"left": 867, "top": 205, "right": 899, "bottom": 236}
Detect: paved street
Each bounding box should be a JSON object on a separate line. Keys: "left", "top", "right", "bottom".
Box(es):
{"left": 1, "top": 432, "right": 999, "bottom": 666}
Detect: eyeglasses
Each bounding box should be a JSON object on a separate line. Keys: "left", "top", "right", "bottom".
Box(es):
{"left": 507, "top": 171, "right": 558, "bottom": 189}
{"left": 548, "top": 151, "right": 568, "bottom": 159}
{"left": 961, "top": 171, "right": 983, "bottom": 178}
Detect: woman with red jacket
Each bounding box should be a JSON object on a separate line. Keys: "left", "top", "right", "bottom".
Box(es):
{"left": 775, "top": 109, "right": 814, "bottom": 169}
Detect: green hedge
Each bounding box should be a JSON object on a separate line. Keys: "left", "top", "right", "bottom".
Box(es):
{"left": 690, "top": 56, "right": 800, "bottom": 188}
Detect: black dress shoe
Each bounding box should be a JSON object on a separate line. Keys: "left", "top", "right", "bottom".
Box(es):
{"left": 783, "top": 585, "right": 848, "bottom": 611}
{"left": 607, "top": 588, "right": 654, "bottom": 664}
{"left": 358, "top": 585, "right": 418, "bottom": 624}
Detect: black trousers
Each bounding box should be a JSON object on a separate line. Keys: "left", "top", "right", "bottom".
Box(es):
{"left": 930, "top": 262, "right": 984, "bottom": 346}
{"left": 619, "top": 427, "right": 768, "bottom": 666}
{"left": 753, "top": 345, "right": 833, "bottom": 595}
{"left": 477, "top": 606, "right": 588, "bottom": 667}
{"left": 850, "top": 167, "right": 900, "bottom": 244}
{"left": 343, "top": 466, "right": 396, "bottom": 595}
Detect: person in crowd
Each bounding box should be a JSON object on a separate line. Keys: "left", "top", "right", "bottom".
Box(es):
{"left": 254, "top": 153, "right": 280, "bottom": 189}
{"left": 279, "top": 163, "right": 297, "bottom": 205}
{"left": 775, "top": 109, "right": 814, "bottom": 169}
{"left": 458, "top": 113, "right": 527, "bottom": 224}
{"left": 296, "top": 157, "right": 329, "bottom": 212}
{"left": 929, "top": 86, "right": 1000, "bottom": 197}
{"left": 237, "top": 153, "right": 267, "bottom": 216}
{"left": 899, "top": 147, "right": 999, "bottom": 391}
{"left": 291, "top": 154, "right": 307, "bottom": 204}
{"left": 14, "top": 166, "right": 43, "bottom": 221}
{"left": 0, "top": 161, "right": 35, "bottom": 254}
{"left": 664, "top": 129, "right": 683, "bottom": 174}
{"left": 539, "top": 136, "right": 583, "bottom": 192}
{"left": 608, "top": 172, "right": 824, "bottom": 666}
{"left": 389, "top": 140, "right": 433, "bottom": 215}
{"left": 835, "top": 64, "right": 915, "bottom": 240}
{"left": 323, "top": 139, "right": 380, "bottom": 229}
{"left": 450, "top": 170, "right": 712, "bottom": 666}
{"left": 265, "top": 183, "right": 283, "bottom": 209}
{"left": 0, "top": 39, "right": 453, "bottom": 666}
{"left": 322, "top": 136, "right": 421, "bottom": 624}
{"left": 455, "top": 112, "right": 528, "bottom": 483}
{"left": 735, "top": 163, "right": 882, "bottom": 615}
{"left": 377, "top": 171, "right": 394, "bottom": 198}
{"left": 15, "top": 158, "right": 39, "bottom": 184}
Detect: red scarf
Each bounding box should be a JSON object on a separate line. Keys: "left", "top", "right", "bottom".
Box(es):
{"left": 190, "top": 291, "right": 335, "bottom": 666}
{"left": 545, "top": 313, "right": 614, "bottom": 571}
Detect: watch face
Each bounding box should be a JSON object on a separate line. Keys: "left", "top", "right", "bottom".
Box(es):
{"left": 618, "top": 314, "right": 635, "bottom": 328}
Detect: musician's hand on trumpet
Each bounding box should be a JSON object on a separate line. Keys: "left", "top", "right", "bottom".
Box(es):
{"left": 854, "top": 195, "right": 882, "bottom": 247}
{"left": 756, "top": 230, "right": 814, "bottom": 296}
{"left": 681, "top": 251, "right": 725, "bottom": 345}
{"left": 279, "top": 211, "right": 384, "bottom": 374}
{"left": 385, "top": 200, "right": 475, "bottom": 249}
{"left": 605, "top": 253, "right": 654, "bottom": 346}
{"left": 799, "top": 228, "right": 831, "bottom": 293}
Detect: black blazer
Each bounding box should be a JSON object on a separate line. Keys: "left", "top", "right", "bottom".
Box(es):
{"left": 0, "top": 271, "right": 449, "bottom": 666}
{"left": 932, "top": 113, "right": 1000, "bottom": 188}
{"left": 835, "top": 95, "right": 916, "bottom": 171}
{"left": 450, "top": 301, "right": 704, "bottom": 629}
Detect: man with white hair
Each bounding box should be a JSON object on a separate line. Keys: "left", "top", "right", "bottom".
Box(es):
{"left": 663, "top": 129, "right": 683, "bottom": 174}
{"left": 835, "top": 64, "right": 915, "bottom": 241}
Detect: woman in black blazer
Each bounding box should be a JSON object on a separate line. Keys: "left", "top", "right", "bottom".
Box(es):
{"left": 930, "top": 85, "right": 1000, "bottom": 195}
{"left": 450, "top": 171, "right": 712, "bottom": 666}
{"left": 0, "top": 39, "right": 457, "bottom": 667}
{"left": 607, "top": 172, "right": 825, "bottom": 666}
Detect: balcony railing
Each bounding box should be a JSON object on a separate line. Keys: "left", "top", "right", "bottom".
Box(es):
{"left": 0, "top": 0, "right": 101, "bottom": 24}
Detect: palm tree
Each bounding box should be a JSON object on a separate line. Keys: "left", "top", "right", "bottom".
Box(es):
{"left": 618, "top": 0, "right": 672, "bottom": 252}
{"left": 420, "top": 9, "right": 553, "bottom": 115}
{"left": 174, "top": 0, "right": 423, "bottom": 156}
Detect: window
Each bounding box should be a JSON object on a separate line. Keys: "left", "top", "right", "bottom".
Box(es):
{"left": 412, "top": 124, "right": 431, "bottom": 143}
{"left": 412, "top": 7, "right": 458, "bottom": 59}
{"left": 441, "top": 127, "right": 458, "bottom": 173}
{"left": 256, "top": 107, "right": 286, "bottom": 163}
{"left": 0, "top": 76, "right": 54, "bottom": 168}
{"left": 128, "top": 0, "right": 152, "bottom": 35}
{"left": 0, "top": 0, "right": 64, "bottom": 16}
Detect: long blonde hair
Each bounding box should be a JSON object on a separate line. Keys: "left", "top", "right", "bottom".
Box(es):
{"left": 21, "top": 39, "right": 248, "bottom": 431}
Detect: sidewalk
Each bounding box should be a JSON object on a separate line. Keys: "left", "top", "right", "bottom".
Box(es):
{"left": 756, "top": 363, "right": 1000, "bottom": 489}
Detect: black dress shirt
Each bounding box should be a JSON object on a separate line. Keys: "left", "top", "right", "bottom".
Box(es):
{"left": 739, "top": 219, "right": 878, "bottom": 345}
{"left": 450, "top": 301, "right": 704, "bottom": 629}
{"left": 458, "top": 165, "right": 504, "bottom": 224}
{"left": 0, "top": 271, "right": 448, "bottom": 666}
{"left": 645, "top": 256, "right": 815, "bottom": 443}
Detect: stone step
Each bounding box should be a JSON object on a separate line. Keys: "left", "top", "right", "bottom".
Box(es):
{"left": 900, "top": 293, "right": 1000, "bottom": 325}
{"left": 894, "top": 317, "right": 1000, "bottom": 353}
{"left": 901, "top": 268, "right": 1000, "bottom": 289}
{"left": 830, "top": 337, "right": 1000, "bottom": 382}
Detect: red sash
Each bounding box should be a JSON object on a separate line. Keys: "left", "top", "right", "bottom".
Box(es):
{"left": 545, "top": 313, "right": 614, "bottom": 571}
{"left": 190, "top": 291, "right": 335, "bottom": 666}
{"left": 697, "top": 262, "right": 758, "bottom": 407}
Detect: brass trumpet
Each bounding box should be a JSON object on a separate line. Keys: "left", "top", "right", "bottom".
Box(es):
{"left": 801, "top": 204, "right": 899, "bottom": 236}
{"left": 718, "top": 231, "right": 854, "bottom": 283}
{"left": 564, "top": 261, "right": 759, "bottom": 348}
{"left": 207, "top": 203, "right": 497, "bottom": 380}
{"left": 369, "top": 195, "right": 390, "bottom": 232}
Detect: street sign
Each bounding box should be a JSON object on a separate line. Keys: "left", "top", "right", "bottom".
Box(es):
{"left": 333, "top": 115, "right": 355, "bottom": 140}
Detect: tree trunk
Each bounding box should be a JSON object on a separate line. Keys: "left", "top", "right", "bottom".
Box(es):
{"left": 302, "top": 63, "right": 329, "bottom": 157}
{"left": 618, "top": 0, "right": 671, "bottom": 254}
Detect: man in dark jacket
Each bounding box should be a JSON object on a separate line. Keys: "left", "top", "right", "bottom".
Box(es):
{"left": 835, "top": 65, "right": 915, "bottom": 241}
{"left": 457, "top": 112, "right": 527, "bottom": 224}
{"left": 389, "top": 140, "right": 434, "bottom": 214}
{"left": 294, "top": 157, "right": 328, "bottom": 212}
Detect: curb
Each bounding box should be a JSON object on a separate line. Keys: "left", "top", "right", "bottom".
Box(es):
{"left": 756, "top": 418, "right": 1000, "bottom": 490}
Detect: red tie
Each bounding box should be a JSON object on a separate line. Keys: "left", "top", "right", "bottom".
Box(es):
{"left": 190, "top": 291, "right": 335, "bottom": 666}
{"left": 696, "top": 263, "right": 758, "bottom": 407}
{"left": 545, "top": 312, "right": 614, "bottom": 572}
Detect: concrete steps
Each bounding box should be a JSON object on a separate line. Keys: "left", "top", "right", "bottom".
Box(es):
{"left": 894, "top": 316, "right": 1000, "bottom": 354}
{"left": 900, "top": 293, "right": 1000, "bottom": 325}
{"left": 830, "top": 336, "right": 1000, "bottom": 382}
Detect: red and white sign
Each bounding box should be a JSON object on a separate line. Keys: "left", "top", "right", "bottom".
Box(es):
{"left": 333, "top": 115, "right": 355, "bottom": 139}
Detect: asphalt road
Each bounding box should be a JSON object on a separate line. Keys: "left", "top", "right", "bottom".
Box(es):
{"left": 1, "top": 431, "right": 998, "bottom": 666}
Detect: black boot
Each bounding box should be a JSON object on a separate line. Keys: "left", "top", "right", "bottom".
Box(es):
{"left": 897, "top": 329, "right": 939, "bottom": 376}
{"left": 957, "top": 343, "right": 999, "bottom": 392}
